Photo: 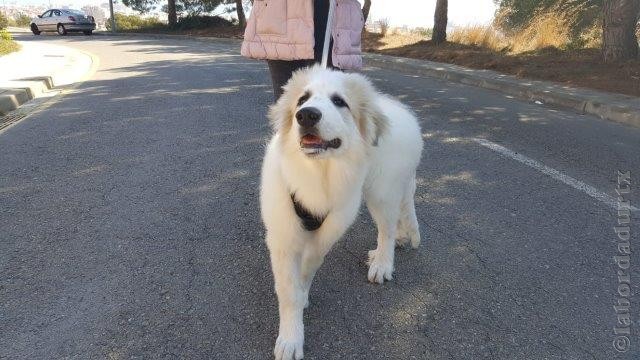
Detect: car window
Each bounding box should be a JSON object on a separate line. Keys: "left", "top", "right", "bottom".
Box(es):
{"left": 54, "top": 10, "right": 62, "bottom": 16}
{"left": 42, "top": 10, "right": 51, "bottom": 17}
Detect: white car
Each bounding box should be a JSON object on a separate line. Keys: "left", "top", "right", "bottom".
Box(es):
{"left": 30, "top": 9, "right": 96, "bottom": 36}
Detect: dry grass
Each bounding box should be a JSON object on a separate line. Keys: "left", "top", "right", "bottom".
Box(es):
{"left": 449, "top": 25, "right": 506, "bottom": 52}
{"left": 364, "top": 31, "right": 424, "bottom": 50}
{"left": 449, "top": 10, "right": 577, "bottom": 54}
{"left": 510, "top": 10, "right": 573, "bottom": 53}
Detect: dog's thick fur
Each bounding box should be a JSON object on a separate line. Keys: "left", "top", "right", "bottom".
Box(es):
{"left": 260, "top": 66, "right": 423, "bottom": 360}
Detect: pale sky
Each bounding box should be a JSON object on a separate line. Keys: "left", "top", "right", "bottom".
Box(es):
{"left": 367, "top": 0, "right": 497, "bottom": 27}
{"left": 10, "top": 0, "right": 497, "bottom": 28}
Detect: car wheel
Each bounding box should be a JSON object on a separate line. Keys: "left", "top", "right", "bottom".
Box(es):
{"left": 57, "top": 24, "right": 67, "bottom": 36}
{"left": 31, "top": 24, "right": 41, "bottom": 35}
{"left": 83, "top": 30, "right": 93, "bottom": 36}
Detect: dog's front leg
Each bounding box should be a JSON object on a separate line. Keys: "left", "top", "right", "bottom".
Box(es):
{"left": 269, "top": 245, "right": 306, "bottom": 360}
{"left": 300, "top": 241, "right": 330, "bottom": 308}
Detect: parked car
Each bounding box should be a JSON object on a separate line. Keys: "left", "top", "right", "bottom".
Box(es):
{"left": 30, "top": 9, "right": 96, "bottom": 36}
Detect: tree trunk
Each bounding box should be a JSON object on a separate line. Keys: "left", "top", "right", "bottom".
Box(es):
{"left": 167, "top": 0, "right": 177, "bottom": 26}
{"left": 235, "top": 0, "right": 246, "bottom": 28}
{"left": 432, "top": 0, "right": 448, "bottom": 44}
{"left": 602, "top": 0, "right": 640, "bottom": 62}
{"left": 362, "top": 0, "right": 372, "bottom": 25}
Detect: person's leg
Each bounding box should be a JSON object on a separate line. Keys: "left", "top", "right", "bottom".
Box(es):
{"left": 267, "top": 0, "right": 333, "bottom": 102}
{"left": 267, "top": 60, "right": 315, "bottom": 101}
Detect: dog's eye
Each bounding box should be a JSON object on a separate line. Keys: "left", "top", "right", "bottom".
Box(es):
{"left": 331, "top": 95, "right": 348, "bottom": 108}
{"left": 297, "top": 92, "right": 310, "bottom": 107}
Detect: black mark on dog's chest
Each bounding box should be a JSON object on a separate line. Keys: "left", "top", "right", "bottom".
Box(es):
{"left": 291, "top": 194, "right": 326, "bottom": 231}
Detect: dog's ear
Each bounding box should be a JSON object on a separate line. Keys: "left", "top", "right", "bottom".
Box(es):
{"left": 268, "top": 69, "right": 310, "bottom": 133}
{"left": 345, "top": 73, "right": 388, "bottom": 146}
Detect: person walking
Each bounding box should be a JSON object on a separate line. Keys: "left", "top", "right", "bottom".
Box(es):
{"left": 241, "top": 0, "right": 365, "bottom": 100}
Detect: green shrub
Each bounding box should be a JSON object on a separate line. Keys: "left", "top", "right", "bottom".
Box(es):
{"left": 14, "top": 13, "right": 32, "bottom": 28}
{"left": 106, "top": 13, "right": 164, "bottom": 31}
{"left": 0, "top": 28, "right": 20, "bottom": 56}
{"left": 1, "top": 28, "right": 12, "bottom": 40}
{"left": 175, "top": 15, "right": 235, "bottom": 30}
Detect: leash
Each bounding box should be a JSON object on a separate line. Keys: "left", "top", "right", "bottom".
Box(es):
{"left": 320, "top": 0, "right": 337, "bottom": 68}
{"left": 289, "top": 0, "right": 336, "bottom": 232}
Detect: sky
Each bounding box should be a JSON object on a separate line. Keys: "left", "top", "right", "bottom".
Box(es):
{"left": 8, "top": 0, "right": 498, "bottom": 27}
{"left": 368, "top": 0, "right": 497, "bottom": 28}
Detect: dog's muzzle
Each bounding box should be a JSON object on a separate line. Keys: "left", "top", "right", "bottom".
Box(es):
{"left": 300, "top": 134, "right": 341, "bottom": 151}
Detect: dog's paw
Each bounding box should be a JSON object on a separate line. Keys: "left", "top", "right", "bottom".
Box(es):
{"left": 274, "top": 334, "right": 304, "bottom": 360}
{"left": 395, "top": 236, "right": 410, "bottom": 248}
{"left": 397, "top": 225, "right": 421, "bottom": 249}
{"left": 367, "top": 249, "right": 394, "bottom": 284}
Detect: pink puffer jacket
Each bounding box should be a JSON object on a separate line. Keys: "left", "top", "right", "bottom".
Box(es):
{"left": 241, "top": 0, "right": 363, "bottom": 70}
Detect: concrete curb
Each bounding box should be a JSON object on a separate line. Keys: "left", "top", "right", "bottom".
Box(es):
{"left": 96, "top": 31, "right": 243, "bottom": 45}
{"left": 0, "top": 43, "right": 95, "bottom": 117}
{"left": 0, "top": 80, "right": 51, "bottom": 116}
{"left": 364, "top": 53, "right": 640, "bottom": 128}
{"left": 99, "top": 32, "right": 640, "bottom": 128}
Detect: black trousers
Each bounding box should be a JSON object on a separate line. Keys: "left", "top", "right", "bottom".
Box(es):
{"left": 267, "top": 0, "right": 332, "bottom": 100}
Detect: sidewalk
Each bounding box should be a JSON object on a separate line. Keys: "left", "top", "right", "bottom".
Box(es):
{"left": 0, "top": 39, "right": 95, "bottom": 117}
{"left": 365, "top": 53, "right": 640, "bottom": 128}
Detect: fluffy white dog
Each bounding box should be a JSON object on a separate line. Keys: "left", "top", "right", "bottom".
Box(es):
{"left": 260, "top": 66, "right": 423, "bottom": 360}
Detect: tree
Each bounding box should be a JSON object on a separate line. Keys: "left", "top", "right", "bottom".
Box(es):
{"left": 122, "top": 0, "right": 178, "bottom": 26}
{"left": 602, "top": 0, "right": 639, "bottom": 62}
{"left": 362, "top": 0, "right": 372, "bottom": 24}
{"left": 0, "top": 12, "right": 8, "bottom": 29}
{"left": 432, "top": 0, "right": 448, "bottom": 44}
{"left": 167, "top": 0, "right": 177, "bottom": 25}
{"left": 123, "top": 0, "right": 239, "bottom": 27}
{"left": 235, "top": 0, "right": 246, "bottom": 27}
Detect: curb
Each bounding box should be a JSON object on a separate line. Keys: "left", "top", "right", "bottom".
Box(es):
{"left": 94, "top": 32, "right": 640, "bottom": 128}
{"left": 96, "top": 31, "right": 243, "bottom": 45}
{"left": 0, "top": 81, "right": 49, "bottom": 116}
{"left": 0, "top": 43, "right": 95, "bottom": 117}
{"left": 364, "top": 53, "right": 640, "bottom": 128}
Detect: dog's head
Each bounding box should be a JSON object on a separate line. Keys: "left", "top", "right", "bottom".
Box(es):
{"left": 269, "top": 66, "right": 387, "bottom": 159}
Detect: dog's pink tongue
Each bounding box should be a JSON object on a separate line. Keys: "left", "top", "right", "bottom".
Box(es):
{"left": 301, "top": 134, "right": 324, "bottom": 146}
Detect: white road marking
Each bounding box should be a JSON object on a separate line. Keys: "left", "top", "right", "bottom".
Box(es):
{"left": 472, "top": 138, "right": 639, "bottom": 212}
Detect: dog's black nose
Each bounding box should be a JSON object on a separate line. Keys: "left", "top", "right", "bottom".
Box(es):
{"left": 296, "top": 107, "right": 322, "bottom": 128}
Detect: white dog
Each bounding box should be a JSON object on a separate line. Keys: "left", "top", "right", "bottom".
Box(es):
{"left": 260, "top": 66, "right": 423, "bottom": 360}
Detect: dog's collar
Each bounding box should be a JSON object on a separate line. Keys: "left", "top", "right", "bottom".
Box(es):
{"left": 291, "top": 193, "right": 326, "bottom": 231}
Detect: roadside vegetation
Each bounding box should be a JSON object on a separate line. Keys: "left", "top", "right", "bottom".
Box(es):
{"left": 364, "top": 0, "right": 640, "bottom": 97}
{"left": 0, "top": 29, "right": 20, "bottom": 57}
{"left": 106, "top": 13, "right": 164, "bottom": 31}
{"left": 106, "top": 13, "right": 242, "bottom": 37}
{"left": 0, "top": 12, "right": 20, "bottom": 56}
{"left": 1, "top": 11, "right": 31, "bottom": 29}
{"left": 10, "top": 14, "right": 32, "bottom": 28}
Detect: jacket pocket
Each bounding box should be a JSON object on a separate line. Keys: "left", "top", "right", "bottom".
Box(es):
{"left": 255, "top": 0, "right": 287, "bottom": 36}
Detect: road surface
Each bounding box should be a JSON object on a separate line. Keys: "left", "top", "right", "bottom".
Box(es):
{"left": 1, "top": 32, "right": 639, "bottom": 360}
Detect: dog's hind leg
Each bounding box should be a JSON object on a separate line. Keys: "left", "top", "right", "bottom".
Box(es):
{"left": 268, "top": 240, "right": 306, "bottom": 360}
{"left": 396, "top": 177, "right": 421, "bottom": 249}
{"left": 366, "top": 192, "right": 402, "bottom": 284}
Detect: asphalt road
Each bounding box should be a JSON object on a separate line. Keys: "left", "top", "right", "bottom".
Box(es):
{"left": 2, "top": 32, "right": 639, "bottom": 360}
